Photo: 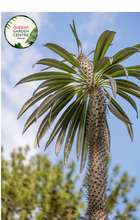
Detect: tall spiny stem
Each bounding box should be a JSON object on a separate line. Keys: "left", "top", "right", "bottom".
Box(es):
{"left": 87, "top": 85, "right": 108, "bottom": 220}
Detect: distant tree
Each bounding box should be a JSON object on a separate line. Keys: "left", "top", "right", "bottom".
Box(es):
{"left": 107, "top": 155, "right": 140, "bottom": 220}
{"left": 1, "top": 147, "right": 140, "bottom": 220}
{"left": 1, "top": 146, "right": 85, "bottom": 220}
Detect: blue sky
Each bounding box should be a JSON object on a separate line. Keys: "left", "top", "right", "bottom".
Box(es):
{"left": 1, "top": 12, "right": 140, "bottom": 218}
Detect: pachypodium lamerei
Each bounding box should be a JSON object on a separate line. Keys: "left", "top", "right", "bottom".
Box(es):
{"left": 15, "top": 20, "right": 140, "bottom": 219}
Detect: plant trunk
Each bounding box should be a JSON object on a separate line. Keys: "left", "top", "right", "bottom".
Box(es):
{"left": 86, "top": 85, "right": 108, "bottom": 220}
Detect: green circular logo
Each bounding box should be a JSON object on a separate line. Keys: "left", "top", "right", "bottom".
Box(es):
{"left": 4, "top": 15, "right": 38, "bottom": 49}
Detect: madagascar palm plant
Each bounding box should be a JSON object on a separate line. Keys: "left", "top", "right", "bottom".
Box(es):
{"left": 15, "top": 20, "right": 140, "bottom": 220}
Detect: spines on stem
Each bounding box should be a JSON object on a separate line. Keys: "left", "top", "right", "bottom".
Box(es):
{"left": 77, "top": 53, "right": 93, "bottom": 87}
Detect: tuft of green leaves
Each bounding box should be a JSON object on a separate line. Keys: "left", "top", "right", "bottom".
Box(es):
{"left": 15, "top": 20, "right": 140, "bottom": 173}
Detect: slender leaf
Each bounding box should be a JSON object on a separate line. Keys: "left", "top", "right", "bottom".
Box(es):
{"left": 40, "top": 59, "right": 67, "bottom": 71}
{"left": 110, "top": 97, "right": 132, "bottom": 122}
{"left": 55, "top": 124, "right": 68, "bottom": 156}
{"left": 125, "top": 123, "right": 133, "bottom": 142}
{"left": 23, "top": 94, "right": 56, "bottom": 134}
{"left": 23, "top": 108, "right": 39, "bottom": 134}
{"left": 44, "top": 92, "right": 86, "bottom": 150}
{"left": 93, "top": 56, "right": 113, "bottom": 74}
{"left": 48, "top": 86, "right": 80, "bottom": 125}
{"left": 43, "top": 43, "right": 80, "bottom": 68}
{"left": 32, "top": 58, "right": 77, "bottom": 74}
{"left": 102, "top": 75, "right": 117, "bottom": 98}
{"left": 34, "top": 91, "right": 76, "bottom": 148}
{"left": 102, "top": 64, "right": 128, "bottom": 78}
{"left": 113, "top": 47, "right": 140, "bottom": 64}
{"left": 32, "top": 77, "right": 78, "bottom": 98}
{"left": 93, "top": 30, "right": 116, "bottom": 66}
{"left": 105, "top": 118, "right": 110, "bottom": 151}
{"left": 70, "top": 20, "right": 83, "bottom": 53}
{"left": 116, "top": 79, "right": 140, "bottom": 92}
{"left": 64, "top": 101, "right": 85, "bottom": 169}
{"left": 117, "top": 85, "right": 140, "bottom": 99}
{"left": 105, "top": 94, "right": 132, "bottom": 124}
{"left": 108, "top": 103, "right": 131, "bottom": 124}
{"left": 80, "top": 108, "right": 88, "bottom": 173}
{"left": 126, "top": 65, "right": 140, "bottom": 70}
{"left": 108, "top": 94, "right": 134, "bottom": 141}
{"left": 110, "top": 69, "right": 140, "bottom": 79}
{"left": 76, "top": 95, "right": 88, "bottom": 160}
{"left": 35, "top": 94, "right": 55, "bottom": 121}
{"left": 117, "top": 89, "right": 138, "bottom": 118}
{"left": 15, "top": 72, "right": 74, "bottom": 87}
{"left": 106, "top": 95, "right": 133, "bottom": 140}
{"left": 23, "top": 95, "right": 55, "bottom": 134}
{"left": 102, "top": 47, "right": 140, "bottom": 71}
{"left": 17, "top": 85, "right": 62, "bottom": 119}
{"left": 80, "top": 131, "right": 88, "bottom": 173}
{"left": 87, "top": 50, "right": 95, "bottom": 57}
{"left": 133, "top": 44, "right": 140, "bottom": 50}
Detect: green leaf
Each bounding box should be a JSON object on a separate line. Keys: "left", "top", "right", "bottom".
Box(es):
{"left": 18, "top": 85, "right": 65, "bottom": 119}
{"left": 125, "top": 123, "right": 133, "bottom": 142}
{"left": 133, "top": 44, "right": 140, "bottom": 50}
{"left": 35, "top": 112, "right": 58, "bottom": 148}
{"left": 44, "top": 92, "right": 86, "bottom": 150}
{"left": 14, "top": 72, "right": 74, "bottom": 87}
{"left": 35, "top": 94, "right": 55, "bottom": 121}
{"left": 80, "top": 110, "right": 88, "bottom": 173}
{"left": 102, "top": 47, "right": 140, "bottom": 72}
{"left": 32, "top": 77, "right": 79, "bottom": 98}
{"left": 117, "top": 89, "right": 138, "bottom": 118}
{"left": 108, "top": 103, "right": 131, "bottom": 124}
{"left": 102, "top": 64, "right": 128, "bottom": 78}
{"left": 117, "top": 85, "right": 140, "bottom": 99}
{"left": 40, "top": 59, "right": 67, "bottom": 71}
{"left": 116, "top": 79, "right": 140, "bottom": 92}
{"left": 23, "top": 94, "right": 56, "bottom": 134}
{"left": 105, "top": 94, "right": 132, "bottom": 124}
{"left": 55, "top": 124, "right": 67, "bottom": 156}
{"left": 87, "top": 49, "right": 95, "bottom": 57}
{"left": 113, "top": 47, "right": 140, "bottom": 65}
{"left": 105, "top": 95, "right": 133, "bottom": 141}
{"left": 105, "top": 118, "right": 110, "bottom": 151}
{"left": 34, "top": 92, "right": 76, "bottom": 148}
{"left": 126, "top": 65, "right": 140, "bottom": 70}
{"left": 23, "top": 108, "right": 39, "bottom": 134}
{"left": 64, "top": 101, "right": 85, "bottom": 169}
{"left": 93, "top": 56, "right": 113, "bottom": 74}
{"left": 76, "top": 95, "right": 88, "bottom": 160}
{"left": 102, "top": 75, "right": 117, "bottom": 98}
{"left": 93, "top": 30, "right": 116, "bottom": 66}
{"left": 80, "top": 131, "right": 88, "bottom": 173}
{"left": 48, "top": 86, "right": 79, "bottom": 125}
{"left": 43, "top": 43, "right": 80, "bottom": 68}
{"left": 32, "top": 58, "right": 77, "bottom": 74}
{"left": 109, "top": 69, "right": 140, "bottom": 79}
{"left": 70, "top": 20, "right": 83, "bottom": 53}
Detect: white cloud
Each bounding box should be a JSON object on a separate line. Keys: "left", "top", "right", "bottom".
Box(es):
{"left": 79, "top": 12, "right": 117, "bottom": 35}
{"left": 1, "top": 12, "right": 55, "bottom": 160}
{"left": 1, "top": 45, "right": 42, "bottom": 159}
{"left": 2, "top": 12, "right": 53, "bottom": 32}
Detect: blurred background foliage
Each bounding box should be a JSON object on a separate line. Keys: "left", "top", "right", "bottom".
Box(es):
{"left": 1, "top": 146, "right": 140, "bottom": 220}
